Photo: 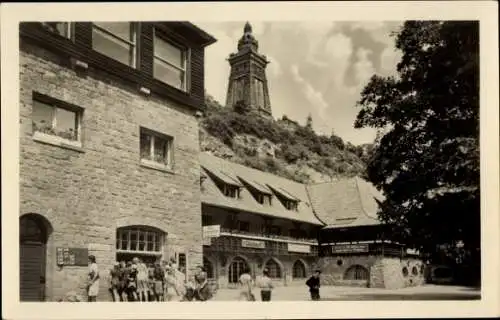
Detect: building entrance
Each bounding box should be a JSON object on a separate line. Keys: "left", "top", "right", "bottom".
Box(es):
{"left": 20, "top": 214, "right": 49, "bottom": 301}
{"left": 228, "top": 256, "right": 249, "bottom": 284}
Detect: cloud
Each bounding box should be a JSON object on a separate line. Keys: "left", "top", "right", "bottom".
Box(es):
{"left": 266, "top": 55, "right": 282, "bottom": 77}
{"left": 353, "top": 47, "right": 376, "bottom": 86}
{"left": 290, "top": 64, "right": 329, "bottom": 119}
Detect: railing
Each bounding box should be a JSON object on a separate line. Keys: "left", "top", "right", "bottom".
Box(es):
{"left": 218, "top": 227, "right": 318, "bottom": 245}
{"left": 205, "top": 235, "right": 319, "bottom": 256}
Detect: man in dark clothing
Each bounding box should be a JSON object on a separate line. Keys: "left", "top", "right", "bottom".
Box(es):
{"left": 306, "top": 270, "right": 321, "bottom": 301}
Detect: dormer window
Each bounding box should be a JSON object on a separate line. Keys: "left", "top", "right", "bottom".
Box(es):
{"left": 267, "top": 185, "right": 300, "bottom": 211}
{"left": 202, "top": 167, "right": 241, "bottom": 199}
{"left": 283, "top": 200, "right": 299, "bottom": 211}
{"left": 239, "top": 178, "right": 273, "bottom": 206}
{"left": 255, "top": 193, "right": 272, "bottom": 206}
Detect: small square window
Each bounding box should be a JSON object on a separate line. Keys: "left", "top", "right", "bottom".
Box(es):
{"left": 140, "top": 127, "right": 173, "bottom": 169}
{"left": 32, "top": 96, "right": 82, "bottom": 143}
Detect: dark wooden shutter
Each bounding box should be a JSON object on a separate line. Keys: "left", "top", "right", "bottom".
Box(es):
{"left": 20, "top": 243, "right": 45, "bottom": 301}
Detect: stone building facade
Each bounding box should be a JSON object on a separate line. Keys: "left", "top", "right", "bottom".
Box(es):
{"left": 19, "top": 21, "right": 216, "bottom": 301}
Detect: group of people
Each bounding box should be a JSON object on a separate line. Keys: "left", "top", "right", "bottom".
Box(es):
{"left": 85, "top": 255, "right": 214, "bottom": 302}
{"left": 237, "top": 267, "right": 322, "bottom": 302}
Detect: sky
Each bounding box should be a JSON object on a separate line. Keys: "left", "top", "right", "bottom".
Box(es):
{"left": 194, "top": 21, "right": 403, "bottom": 146}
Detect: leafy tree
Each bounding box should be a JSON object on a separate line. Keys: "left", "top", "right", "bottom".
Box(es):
{"left": 355, "top": 21, "right": 479, "bottom": 262}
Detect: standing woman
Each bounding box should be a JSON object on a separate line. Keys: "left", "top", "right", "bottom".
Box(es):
{"left": 87, "top": 255, "right": 100, "bottom": 302}
{"left": 152, "top": 262, "right": 165, "bottom": 301}
{"left": 135, "top": 257, "right": 149, "bottom": 302}
{"left": 109, "top": 263, "right": 121, "bottom": 302}
{"left": 238, "top": 267, "right": 255, "bottom": 301}
{"left": 257, "top": 268, "right": 273, "bottom": 301}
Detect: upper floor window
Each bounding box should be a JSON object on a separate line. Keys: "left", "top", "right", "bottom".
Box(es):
{"left": 140, "top": 127, "right": 173, "bottom": 169}
{"left": 92, "top": 22, "right": 137, "bottom": 67}
{"left": 42, "top": 22, "right": 74, "bottom": 41}
{"left": 255, "top": 193, "right": 272, "bottom": 206}
{"left": 32, "top": 94, "right": 82, "bottom": 143}
{"left": 283, "top": 200, "right": 299, "bottom": 211}
{"left": 237, "top": 221, "right": 250, "bottom": 233}
{"left": 153, "top": 31, "right": 188, "bottom": 91}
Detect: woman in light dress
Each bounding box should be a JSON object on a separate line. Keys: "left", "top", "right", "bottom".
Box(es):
{"left": 238, "top": 267, "right": 255, "bottom": 301}
{"left": 257, "top": 268, "right": 273, "bottom": 301}
{"left": 86, "top": 255, "right": 100, "bottom": 302}
{"left": 134, "top": 257, "right": 149, "bottom": 302}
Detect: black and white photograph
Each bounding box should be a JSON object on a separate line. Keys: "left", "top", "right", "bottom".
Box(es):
{"left": 1, "top": 1, "right": 499, "bottom": 319}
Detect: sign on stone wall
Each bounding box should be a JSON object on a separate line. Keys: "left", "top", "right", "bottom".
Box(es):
{"left": 331, "top": 243, "right": 369, "bottom": 254}
{"left": 56, "top": 247, "right": 88, "bottom": 266}
{"left": 203, "top": 225, "right": 220, "bottom": 238}
{"left": 287, "top": 243, "right": 311, "bottom": 253}
{"left": 241, "top": 239, "right": 265, "bottom": 249}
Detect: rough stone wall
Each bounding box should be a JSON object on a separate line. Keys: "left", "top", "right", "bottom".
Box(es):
{"left": 317, "top": 255, "right": 377, "bottom": 286}
{"left": 372, "top": 256, "right": 426, "bottom": 289}
{"left": 19, "top": 42, "right": 202, "bottom": 301}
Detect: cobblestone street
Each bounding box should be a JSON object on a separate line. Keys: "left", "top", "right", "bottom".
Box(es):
{"left": 211, "top": 284, "right": 481, "bottom": 301}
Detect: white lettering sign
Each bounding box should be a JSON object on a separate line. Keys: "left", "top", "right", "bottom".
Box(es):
{"left": 288, "top": 243, "right": 311, "bottom": 253}
{"left": 241, "top": 239, "right": 265, "bottom": 249}
{"left": 202, "top": 225, "right": 220, "bottom": 238}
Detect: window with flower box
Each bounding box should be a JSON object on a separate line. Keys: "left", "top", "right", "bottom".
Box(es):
{"left": 140, "top": 127, "right": 173, "bottom": 170}
{"left": 32, "top": 93, "right": 83, "bottom": 149}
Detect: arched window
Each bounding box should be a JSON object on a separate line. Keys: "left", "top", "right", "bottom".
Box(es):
{"left": 228, "top": 256, "right": 249, "bottom": 284}
{"left": 344, "top": 265, "right": 369, "bottom": 280}
{"left": 412, "top": 266, "right": 419, "bottom": 276}
{"left": 116, "top": 226, "right": 164, "bottom": 263}
{"left": 204, "top": 257, "right": 214, "bottom": 279}
{"left": 264, "top": 258, "right": 282, "bottom": 278}
{"left": 292, "top": 260, "right": 306, "bottom": 279}
{"left": 402, "top": 267, "right": 409, "bottom": 277}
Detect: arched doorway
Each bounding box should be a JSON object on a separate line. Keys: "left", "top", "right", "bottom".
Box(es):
{"left": 228, "top": 256, "right": 249, "bottom": 284}
{"left": 264, "top": 258, "right": 282, "bottom": 279}
{"left": 203, "top": 257, "right": 214, "bottom": 279}
{"left": 292, "top": 260, "right": 307, "bottom": 279}
{"left": 344, "top": 265, "right": 369, "bottom": 280}
{"left": 20, "top": 214, "right": 51, "bottom": 301}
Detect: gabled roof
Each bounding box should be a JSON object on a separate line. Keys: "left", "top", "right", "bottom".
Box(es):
{"left": 306, "top": 177, "right": 385, "bottom": 229}
{"left": 199, "top": 152, "right": 324, "bottom": 225}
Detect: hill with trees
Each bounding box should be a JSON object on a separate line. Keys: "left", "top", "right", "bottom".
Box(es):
{"left": 199, "top": 94, "right": 370, "bottom": 184}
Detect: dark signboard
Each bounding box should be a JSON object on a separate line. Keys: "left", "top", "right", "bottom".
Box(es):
{"left": 331, "top": 243, "right": 369, "bottom": 254}
{"left": 56, "top": 247, "right": 88, "bottom": 266}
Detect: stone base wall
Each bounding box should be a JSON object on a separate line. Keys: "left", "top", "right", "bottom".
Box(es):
{"left": 318, "top": 255, "right": 425, "bottom": 289}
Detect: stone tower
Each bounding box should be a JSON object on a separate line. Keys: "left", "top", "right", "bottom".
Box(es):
{"left": 225, "top": 22, "right": 272, "bottom": 118}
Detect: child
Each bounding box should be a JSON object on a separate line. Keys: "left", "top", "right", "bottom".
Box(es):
{"left": 305, "top": 269, "right": 321, "bottom": 301}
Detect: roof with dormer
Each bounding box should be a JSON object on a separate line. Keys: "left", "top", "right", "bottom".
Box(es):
{"left": 200, "top": 152, "right": 324, "bottom": 225}
{"left": 199, "top": 152, "right": 385, "bottom": 228}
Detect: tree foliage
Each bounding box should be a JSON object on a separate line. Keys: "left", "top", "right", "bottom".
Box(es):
{"left": 355, "top": 21, "right": 480, "bottom": 254}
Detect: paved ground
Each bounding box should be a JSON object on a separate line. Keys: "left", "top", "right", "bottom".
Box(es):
{"left": 211, "top": 284, "right": 481, "bottom": 301}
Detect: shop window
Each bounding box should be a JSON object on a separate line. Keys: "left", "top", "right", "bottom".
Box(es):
{"left": 116, "top": 226, "right": 163, "bottom": 254}
{"left": 344, "top": 265, "right": 369, "bottom": 280}
{"left": 153, "top": 30, "right": 188, "bottom": 91}
{"left": 402, "top": 267, "right": 409, "bottom": 277}
{"left": 292, "top": 260, "right": 306, "bottom": 279}
{"left": 32, "top": 93, "right": 82, "bottom": 146}
{"left": 264, "top": 259, "right": 281, "bottom": 278}
{"left": 140, "top": 127, "right": 173, "bottom": 169}
{"left": 92, "top": 22, "right": 137, "bottom": 67}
